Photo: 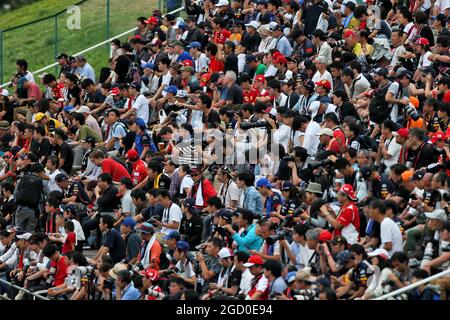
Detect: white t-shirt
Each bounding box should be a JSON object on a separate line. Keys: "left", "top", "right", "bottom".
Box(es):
{"left": 289, "top": 241, "right": 314, "bottom": 269}
{"left": 435, "top": 0, "right": 450, "bottom": 13}
{"left": 46, "top": 169, "right": 62, "bottom": 192}
{"left": 273, "top": 124, "right": 292, "bottom": 151}
{"left": 419, "top": 51, "right": 433, "bottom": 69}
{"left": 132, "top": 94, "right": 149, "bottom": 123}
{"left": 218, "top": 180, "right": 241, "bottom": 208}
{"left": 72, "top": 218, "right": 85, "bottom": 242}
{"left": 382, "top": 136, "right": 402, "bottom": 171}
{"left": 302, "top": 121, "right": 321, "bottom": 156}
{"left": 380, "top": 217, "right": 403, "bottom": 258}
{"left": 180, "top": 175, "right": 194, "bottom": 195}
{"left": 195, "top": 53, "right": 209, "bottom": 73}
{"left": 161, "top": 71, "right": 172, "bottom": 97}
{"left": 161, "top": 203, "right": 183, "bottom": 234}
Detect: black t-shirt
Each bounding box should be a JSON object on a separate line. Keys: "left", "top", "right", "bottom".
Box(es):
{"left": 423, "top": 190, "right": 442, "bottom": 210}
{"left": 97, "top": 185, "right": 120, "bottom": 212}
{"left": 67, "top": 181, "right": 91, "bottom": 205}
{"left": 103, "top": 228, "right": 126, "bottom": 263}
{"left": 226, "top": 267, "right": 242, "bottom": 292}
{"left": 378, "top": 174, "right": 398, "bottom": 199}
{"left": 406, "top": 143, "right": 437, "bottom": 170}
{"left": 240, "top": 32, "right": 261, "bottom": 53}
{"left": 58, "top": 142, "right": 74, "bottom": 175}
{"left": 30, "top": 138, "right": 52, "bottom": 164}
{"left": 427, "top": 113, "right": 440, "bottom": 133}
{"left": 224, "top": 53, "right": 239, "bottom": 75}
{"left": 420, "top": 25, "right": 435, "bottom": 47}
{"left": 141, "top": 204, "right": 165, "bottom": 221}
{"left": 340, "top": 101, "right": 359, "bottom": 119}
{"left": 67, "top": 86, "right": 81, "bottom": 106}
{"left": 145, "top": 173, "right": 171, "bottom": 192}
{"left": 225, "top": 83, "right": 243, "bottom": 104}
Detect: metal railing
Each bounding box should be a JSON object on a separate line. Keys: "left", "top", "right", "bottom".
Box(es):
{"left": 374, "top": 267, "right": 450, "bottom": 300}
{"left": 0, "top": 0, "right": 185, "bottom": 85}
{"left": 0, "top": 277, "right": 50, "bottom": 300}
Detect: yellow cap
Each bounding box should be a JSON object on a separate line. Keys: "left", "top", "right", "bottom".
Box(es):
{"left": 35, "top": 112, "right": 46, "bottom": 121}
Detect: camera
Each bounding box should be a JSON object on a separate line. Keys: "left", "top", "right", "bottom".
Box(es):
{"left": 162, "top": 266, "right": 180, "bottom": 277}
{"left": 308, "top": 159, "right": 333, "bottom": 171}
{"left": 405, "top": 104, "right": 420, "bottom": 121}
{"left": 75, "top": 265, "right": 95, "bottom": 276}
{"left": 240, "top": 121, "right": 268, "bottom": 130}
{"left": 266, "top": 230, "right": 291, "bottom": 245}
{"left": 46, "top": 266, "right": 57, "bottom": 285}
{"left": 282, "top": 155, "right": 296, "bottom": 162}
{"left": 103, "top": 278, "right": 115, "bottom": 290}
{"left": 130, "top": 263, "right": 144, "bottom": 275}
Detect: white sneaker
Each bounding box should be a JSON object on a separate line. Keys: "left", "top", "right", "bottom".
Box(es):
{"left": 15, "top": 290, "right": 25, "bottom": 300}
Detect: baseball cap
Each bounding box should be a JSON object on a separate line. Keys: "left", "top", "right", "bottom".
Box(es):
{"left": 218, "top": 247, "right": 234, "bottom": 259}
{"left": 256, "top": 177, "right": 273, "bottom": 189}
{"left": 145, "top": 16, "right": 158, "bottom": 25}
{"left": 215, "top": 0, "right": 229, "bottom": 6}
{"left": 56, "top": 53, "right": 68, "bottom": 60}
{"left": 126, "top": 149, "right": 139, "bottom": 161}
{"left": 139, "top": 268, "right": 159, "bottom": 281}
{"left": 343, "top": 29, "right": 356, "bottom": 38}
{"left": 318, "top": 230, "right": 333, "bottom": 242}
{"left": 280, "top": 181, "right": 294, "bottom": 191}
{"left": 273, "top": 54, "right": 288, "bottom": 64}
{"left": 425, "top": 209, "right": 448, "bottom": 222}
{"left": 245, "top": 21, "right": 260, "bottom": 30}
{"left": 199, "top": 73, "right": 211, "bottom": 86}
{"left": 339, "top": 184, "right": 358, "bottom": 201}
{"left": 176, "top": 240, "right": 190, "bottom": 251}
{"left": 415, "top": 37, "right": 430, "bottom": 46}
{"left": 430, "top": 131, "right": 447, "bottom": 143}
{"left": 285, "top": 271, "right": 297, "bottom": 284}
{"left": 219, "top": 209, "right": 234, "bottom": 224}
{"left": 315, "top": 79, "right": 331, "bottom": 91}
{"left": 243, "top": 255, "right": 264, "bottom": 267}
{"left": 163, "top": 230, "right": 181, "bottom": 241}
{"left": 141, "top": 62, "right": 155, "bottom": 70}
{"left": 254, "top": 74, "right": 265, "bottom": 82}
{"left": 55, "top": 173, "right": 68, "bottom": 182}
{"left": 303, "top": 80, "right": 315, "bottom": 93}
{"left": 295, "top": 267, "right": 312, "bottom": 282}
{"left": 34, "top": 112, "right": 46, "bottom": 122}
{"left": 76, "top": 105, "right": 91, "bottom": 114}
{"left": 316, "top": 128, "right": 334, "bottom": 137}
{"left": 136, "top": 222, "right": 154, "bottom": 234}
{"left": 393, "top": 128, "right": 409, "bottom": 138}
{"left": 335, "top": 250, "right": 353, "bottom": 268}
{"left": 367, "top": 248, "right": 389, "bottom": 260}
{"left": 412, "top": 170, "right": 426, "bottom": 181}
{"left": 401, "top": 169, "right": 414, "bottom": 183}
{"left": 15, "top": 231, "right": 32, "bottom": 241}
{"left": 60, "top": 204, "right": 77, "bottom": 217}
{"left": 63, "top": 105, "right": 75, "bottom": 113}
{"left": 187, "top": 41, "right": 201, "bottom": 49}
{"left": 330, "top": 236, "right": 348, "bottom": 247}
{"left": 134, "top": 118, "right": 147, "bottom": 129}
{"left": 164, "top": 85, "right": 178, "bottom": 95}
{"left": 122, "top": 217, "right": 136, "bottom": 229}
{"left": 130, "top": 81, "right": 141, "bottom": 91}
{"left": 109, "top": 87, "right": 120, "bottom": 96}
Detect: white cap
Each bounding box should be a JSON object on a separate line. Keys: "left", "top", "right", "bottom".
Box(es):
{"left": 215, "top": 0, "right": 230, "bottom": 6}
{"left": 76, "top": 105, "right": 91, "bottom": 114}
{"left": 425, "top": 209, "right": 448, "bottom": 222}
{"left": 16, "top": 232, "right": 32, "bottom": 240}
{"left": 218, "top": 247, "right": 234, "bottom": 259}
{"left": 367, "top": 248, "right": 389, "bottom": 260}
{"left": 316, "top": 128, "right": 334, "bottom": 137}
{"left": 245, "top": 21, "right": 260, "bottom": 30}
{"left": 268, "top": 21, "right": 278, "bottom": 31}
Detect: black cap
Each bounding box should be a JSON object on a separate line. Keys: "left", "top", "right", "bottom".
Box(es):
{"left": 56, "top": 53, "right": 68, "bottom": 60}
{"left": 345, "top": 1, "right": 356, "bottom": 10}
{"left": 246, "top": 54, "right": 257, "bottom": 63}
{"left": 55, "top": 173, "right": 68, "bottom": 182}
{"left": 30, "top": 163, "right": 45, "bottom": 173}
{"left": 219, "top": 209, "right": 234, "bottom": 223}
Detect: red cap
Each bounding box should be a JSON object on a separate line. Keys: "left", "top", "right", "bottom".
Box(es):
{"left": 243, "top": 255, "right": 264, "bottom": 267}
{"left": 126, "top": 149, "right": 139, "bottom": 161}
{"left": 182, "top": 59, "right": 194, "bottom": 67}
{"left": 339, "top": 184, "right": 358, "bottom": 201}
{"left": 319, "top": 230, "right": 333, "bottom": 242}
{"left": 343, "top": 29, "right": 356, "bottom": 38}
{"left": 315, "top": 79, "right": 331, "bottom": 91}
{"left": 139, "top": 268, "right": 159, "bottom": 281}
{"left": 200, "top": 73, "right": 211, "bottom": 86}
{"left": 109, "top": 87, "right": 120, "bottom": 96}
{"left": 272, "top": 51, "right": 283, "bottom": 59}
{"left": 254, "top": 74, "right": 265, "bottom": 82}
{"left": 133, "top": 35, "right": 143, "bottom": 40}
{"left": 145, "top": 16, "right": 158, "bottom": 25}
{"left": 430, "top": 131, "right": 447, "bottom": 143}
{"left": 415, "top": 37, "right": 429, "bottom": 46}
{"left": 273, "top": 55, "right": 288, "bottom": 64}
{"left": 443, "top": 91, "right": 450, "bottom": 103}
{"left": 394, "top": 128, "right": 410, "bottom": 139}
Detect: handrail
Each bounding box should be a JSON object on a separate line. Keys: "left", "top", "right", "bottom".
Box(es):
{"left": 373, "top": 267, "right": 450, "bottom": 300}
{"left": 0, "top": 277, "right": 50, "bottom": 300}
{"left": 0, "top": 4, "right": 187, "bottom": 88}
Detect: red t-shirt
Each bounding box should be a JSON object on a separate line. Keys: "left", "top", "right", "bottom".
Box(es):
{"left": 209, "top": 56, "right": 224, "bottom": 73}
{"left": 50, "top": 256, "right": 68, "bottom": 286}
{"left": 243, "top": 88, "right": 259, "bottom": 104}
{"left": 52, "top": 83, "right": 65, "bottom": 100}
{"left": 333, "top": 202, "right": 360, "bottom": 243}
{"left": 101, "top": 158, "right": 132, "bottom": 182}
{"left": 62, "top": 232, "right": 76, "bottom": 254}
{"left": 213, "top": 29, "right": 231, "bottom": 45}
{"left": 131, "top": 160, "right": 148, "bottom": 186}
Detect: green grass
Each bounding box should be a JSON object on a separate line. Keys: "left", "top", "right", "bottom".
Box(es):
{"left": 0, "top": 0, "right": 158, "bottom": 83}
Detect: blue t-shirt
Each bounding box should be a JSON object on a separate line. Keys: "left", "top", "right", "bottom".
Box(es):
{"left": 120, "top": 283, "right": 141, "bottom": 300}
{"left": 135, "top": 131, "right": 157, "bottom": 156}
{"left": 176, "top": 51, "right": 194, "bottom": 64}
{"left": 264, "top": 191, "right": 283, "bottom": 219}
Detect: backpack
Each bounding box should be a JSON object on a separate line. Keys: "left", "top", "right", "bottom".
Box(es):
{"left": 369, "top": 83, "right": 392, "bottom": 124}
{"left": 16, "top": 173, "right": 44, "bottom": 208}
{"left": 125, "top": 54, "right": 142, "bottom": 84}
{"left": 356, "top": 134, "right": 379, "bottom": 152}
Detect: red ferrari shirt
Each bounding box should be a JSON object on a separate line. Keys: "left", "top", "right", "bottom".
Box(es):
{"left": 209, "top": 55, "right": 224, "bottom": 73}
{"left": 213, "top": 29, "right": 231, "bottom": 45}
{"left": 50, "top": 256, "right": 68, "bottom": 286}
{"left": 101, "top": 158, "right": 132, "bottom": 182}
{"left": 243, "top": 88, "right": 259, "bottom": 104}
{"left": 131, "top": 159, "right": 148, "bottom": 186}
{"left": 62, "top": 232, "right": 76, "bottom": 254}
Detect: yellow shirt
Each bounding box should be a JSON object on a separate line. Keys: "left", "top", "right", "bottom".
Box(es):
{"left": 44, "top": 118, "right": 62, "bottom": 134}
{"left": 229, "top": 33, "right": 242, "bottom": 45}
{"left": 352, "top": 43, "right": 374, "bottom": 57}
